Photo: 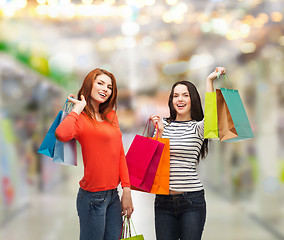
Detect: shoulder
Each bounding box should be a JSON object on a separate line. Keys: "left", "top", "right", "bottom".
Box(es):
{"left": 194, "top": 119, "right": 204, "bottom": 127}
{"left": 162, "top": 118, "right": 170, "bottom": 126}
{"left": 106, "top": 109, "right": 116, "bottom": 120}
{"left": 80, "top": 112, "right": 90, "bottom": 122}
{"left": 106, "top": 110, "right": 119, "bottom": 126}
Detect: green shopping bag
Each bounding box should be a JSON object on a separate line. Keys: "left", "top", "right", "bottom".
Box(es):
{"left": 219, "top": 76, "right": 254, "bottom": 142}
{"left": 120, "top": 216, "right": 144, "bottom": 240}
{"left": 204, "top": 92, "right": 219, "bottom": 139}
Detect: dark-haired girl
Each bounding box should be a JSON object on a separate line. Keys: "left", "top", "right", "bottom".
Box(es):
{"left": 55, "top": 68, "right": 134, "bottom": 240}
{"left": 150, "top": 67, "right": 226, "bottom": 240}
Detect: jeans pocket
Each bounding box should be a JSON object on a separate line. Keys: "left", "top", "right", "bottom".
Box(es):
{"left": 90, "top": 192, "right": 107, "bottom": 205}
{"left": 155, "top": 196, "right": 165, "bottom": 208}
{"left": 189, "top": 194, "right": 205, "bottom": 207}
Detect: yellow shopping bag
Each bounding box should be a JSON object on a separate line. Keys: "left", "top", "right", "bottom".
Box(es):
{"left": 204, "top": 92, "right": 219, "bottom": 139}
{"left": 120, "top": 216, "right": 144, "bottom": 240}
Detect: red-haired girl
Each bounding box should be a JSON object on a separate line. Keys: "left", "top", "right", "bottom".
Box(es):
{"left": 55, "top": 68, "right": 133, "bottom": 240}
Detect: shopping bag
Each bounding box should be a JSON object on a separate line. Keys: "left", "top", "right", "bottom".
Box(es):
{"left": 216, "top": 89, "right": 238, "bottom": 141}
{"left": 220, "top": 87, "right": 254, "bottom": 142}
{"left": 120, "top": 216, "right": 144, "bottom": 240}
{"left": 204, "top": 92, "right": 219, "bottom": 139}
{"left": 53, "top": 110, "right": 77, "bottom": 166}
{"left": 150, "top": 137, "right": 170, "bottom": 195}
{"left": 217, "top": 74, "right": 253, "bottom": 142}
{"left": 38, "top": 111, "right": 62, "bottom": 158}
{"left": 126, "top": 121, "right": 164, "bottom": 192}
{"left": 131, "top": 136, "right": 170, "bottom": 195}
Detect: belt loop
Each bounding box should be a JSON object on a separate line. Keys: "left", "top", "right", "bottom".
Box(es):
{"left": 182, "top": 192, "right": 188, "bottom": 201}
{"left": 158, "top": 194, "right": 164, "bottom": 203}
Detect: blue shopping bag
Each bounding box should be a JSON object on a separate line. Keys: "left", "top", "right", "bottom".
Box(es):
{"left": 53, "top": 111, "right": 77, "bottom": 166}
{"left": 220, "top": 87, "right": 254, "bottom": 142}
{"left": 38, "top": 111, "right": 63, "bottom": 158}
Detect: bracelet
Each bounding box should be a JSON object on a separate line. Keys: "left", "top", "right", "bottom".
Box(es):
{"left": 216, "top": 71, "right": 221, "bottom": 78}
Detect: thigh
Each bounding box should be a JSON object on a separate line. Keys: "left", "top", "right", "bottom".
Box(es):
{"left": 104, "top": 189, "right": 123, "bottom": 240}
{"left": 179, "top": 192, "right": 206, "bottom": 240}
{"left": 76, "top": 188, "right": 109, "bottom": 240}
{"left": 154, "top": 196, "right": 179, "bottom": 240}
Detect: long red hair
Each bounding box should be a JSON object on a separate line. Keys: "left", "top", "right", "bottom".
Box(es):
{"left": 77, "top": 68, "right": 117, "bottom": 122}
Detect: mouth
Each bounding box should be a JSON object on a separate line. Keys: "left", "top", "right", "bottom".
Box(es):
{"left": 177, "top": 103, "right": 186, "bottom": 109}
{"left": 99, "top": 92, "right": 107, "bottom": 98}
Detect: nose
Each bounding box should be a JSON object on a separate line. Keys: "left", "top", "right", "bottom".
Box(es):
{"left": 102, "top": 84, "right": 107, "bottom": 92}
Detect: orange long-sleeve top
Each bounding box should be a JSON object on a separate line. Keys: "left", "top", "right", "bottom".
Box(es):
{"left": 55, "top": 110, "right": 131, "bottom": 192}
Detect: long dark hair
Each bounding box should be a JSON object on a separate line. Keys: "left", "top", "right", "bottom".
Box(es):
{"left": 166, "top": 81, "right": 208, "bottom": 161}
{"left": 77, "top": 68, "right": 117, "bottom": 122}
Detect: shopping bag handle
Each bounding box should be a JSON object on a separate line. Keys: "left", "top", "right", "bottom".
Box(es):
{"left": 217, "top": 73, "right": 234, "bottom": 91}
{"left": 120, "top": 216, "right": 138, "bottom": 238}
{"left": 62, "top": 98, "right": 74, "bottom": 113}
{"left": 120, "top": 216, "right": 132, "bottom": 238}
{"left": 128, "top": 217, "right": 138, "bottom": 236}
{"left": 142, "top": 119, "right": 159, "bottom": 140}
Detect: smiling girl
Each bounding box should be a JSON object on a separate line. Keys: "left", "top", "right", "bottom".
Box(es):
{"left": 55, "top": 68, "right": 133, "bottom": 240}
{"left": 150, "top": 67, "right": 226, "bottom": 240}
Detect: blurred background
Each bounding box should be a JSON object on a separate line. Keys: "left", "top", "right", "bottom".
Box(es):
{"left": 0, "top": 0, "right": 284, "bottom": 239}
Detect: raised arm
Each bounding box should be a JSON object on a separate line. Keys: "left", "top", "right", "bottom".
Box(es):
{"left": 68, "top": 94, "right": 86, "bottom": 115}
{"left": 206, "top": 67, "right": 226, "bottom": 92}
{"left": 55, "top": 94, "right": 86, "bottom": 141}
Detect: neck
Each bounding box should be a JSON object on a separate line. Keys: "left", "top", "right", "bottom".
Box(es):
{"left": 175, "top": 113, "right": 192, "bottom": 121}
{"left": 91, "top": 100, "right": 100, "bottom": 113}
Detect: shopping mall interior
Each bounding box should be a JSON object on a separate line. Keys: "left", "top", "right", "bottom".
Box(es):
{"left": 0, "top": 0, "right": 284, "bottom": 239}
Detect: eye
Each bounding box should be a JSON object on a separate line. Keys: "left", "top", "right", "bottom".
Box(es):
{"left": 98, "top": 82, "right": 103, "bottom": 85}
{"left": 108, "top": 86, "right": 113, "bottom": 90}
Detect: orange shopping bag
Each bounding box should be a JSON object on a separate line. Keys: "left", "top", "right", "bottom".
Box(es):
{"left": 150, "top": 137, "right": 170, "bottom": 195}
{"left": 216, "top": 89, "right": 238, "bottom": 141}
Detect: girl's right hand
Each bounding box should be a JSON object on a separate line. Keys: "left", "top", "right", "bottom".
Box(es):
{"left": 150, "top": 114, "right": 164, "bottom": 137}
{"left": 68, "top": 94, "right": 86, "bottom": 115}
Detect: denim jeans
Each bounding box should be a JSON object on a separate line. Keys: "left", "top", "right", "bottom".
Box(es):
{"left": 155, "top": 190, "right": 206, "bottom": 240}
{"left": 76, "top": 187, "right": 122, "bottom": 240}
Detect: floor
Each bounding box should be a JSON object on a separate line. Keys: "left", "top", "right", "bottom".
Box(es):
{"left": 1, "top": 181, "right": 283, "bottom": 240}
{"left": 1, "top": 157, "right": 283, "bottom": 240}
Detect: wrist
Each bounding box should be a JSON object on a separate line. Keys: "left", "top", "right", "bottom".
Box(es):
{"left": 123, "top": 187, "right": 131, "bottom": 193}
{"left": 72, "top": 106, "right": 83, "bottom": 115}
{"left": 206, "top": 77, "right": 214, "bottom": 82}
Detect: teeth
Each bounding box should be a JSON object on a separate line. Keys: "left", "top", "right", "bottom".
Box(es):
{"left": 99, "top": 93, "right": 106, "bottom": 97}
{"left": 178, "top": 104, "right": 185, "bottom": 107}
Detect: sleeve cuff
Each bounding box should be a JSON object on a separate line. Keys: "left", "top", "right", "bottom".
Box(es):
{"left": 121, "top": 182, "right": 131, "bottom": 188}
{"left": 69, "top": 111, "right": 80, "bottom": 120}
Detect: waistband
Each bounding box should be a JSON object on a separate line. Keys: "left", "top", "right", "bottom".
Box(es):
{"left": 156, "top": 190, "right": 204, "bottom": 201}
{"left": 78, "top": 187, "right": 118, "bottom": 196}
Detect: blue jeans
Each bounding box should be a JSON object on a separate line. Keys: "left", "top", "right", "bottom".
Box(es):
{"left": 76, "top": 187, "right": 122, "bottom": 240}
{"left": 155, "top": 190, "right": 206, "bottom": 240}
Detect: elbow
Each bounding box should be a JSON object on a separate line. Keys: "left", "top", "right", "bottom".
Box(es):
{"left": 55, "top": 132, "right": 60, "bottom": 141}
{"left": 55, "top": 130, "right": 68, "bottom": 142}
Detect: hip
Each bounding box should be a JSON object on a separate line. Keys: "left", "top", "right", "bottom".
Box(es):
{"left": 155, "top": 190, "right": 206, "bottom": 209}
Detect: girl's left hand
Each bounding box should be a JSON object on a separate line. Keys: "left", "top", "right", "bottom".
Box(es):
{"left": 121, "top": 187, "right": 134, "bottom": 218}
{"left": 207, "top": 67, "right": 226, "bottom": 82}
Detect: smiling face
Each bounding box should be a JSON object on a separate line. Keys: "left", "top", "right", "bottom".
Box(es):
{"left": 91, "top": 74, "right": 113, "bottom": 107}
{"left": 172, "top": 84, "right": 192, "bottom": 120}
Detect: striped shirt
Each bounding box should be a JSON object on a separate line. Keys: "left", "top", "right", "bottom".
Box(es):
{"left": 161, "top": 118, "right": 204, "bottom": 192}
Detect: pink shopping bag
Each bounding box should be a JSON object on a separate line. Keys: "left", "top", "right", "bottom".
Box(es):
{"left": 126, "top": 121, "right": 164, "bottom": 192}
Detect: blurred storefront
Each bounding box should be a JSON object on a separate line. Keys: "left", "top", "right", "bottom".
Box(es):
{"left": 0, "top": 0, "right": 284, "bottom": 239}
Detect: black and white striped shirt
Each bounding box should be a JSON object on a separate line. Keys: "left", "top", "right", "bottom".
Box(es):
{"left": 161, "top": 118, "right": 204, "bottom": 192}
